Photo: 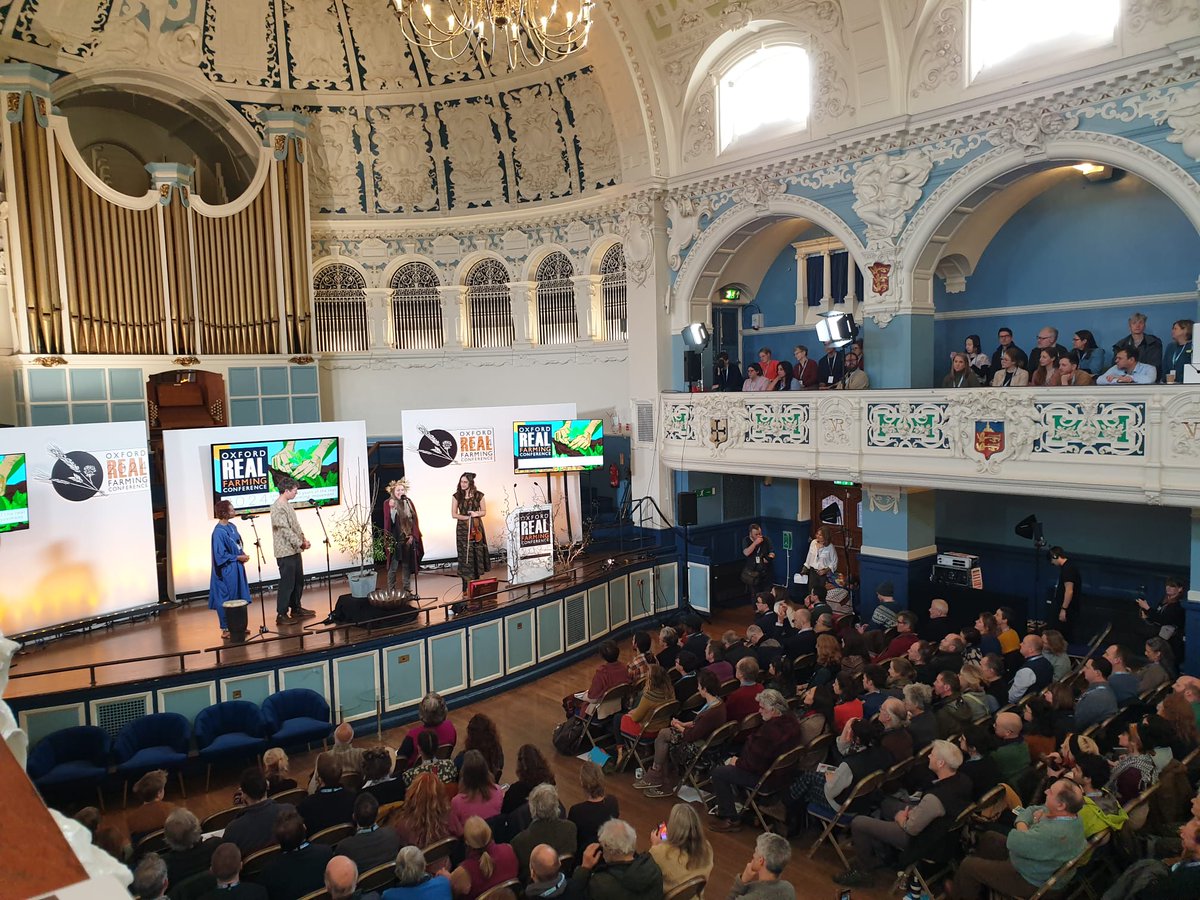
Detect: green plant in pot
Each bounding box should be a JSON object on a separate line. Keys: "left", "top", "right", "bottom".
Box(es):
{"left": 330, "top": 476, "right": 381, "bottom": 598}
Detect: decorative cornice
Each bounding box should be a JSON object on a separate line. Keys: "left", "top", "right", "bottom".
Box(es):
{"left": 934, "top": 290, "right": 1197, "bottom": 321}
{"left": 32, "top": 356, "right": 67, "bottom": 367}
{"left": 171, "top": 356, "right": 201, "bottom": 366}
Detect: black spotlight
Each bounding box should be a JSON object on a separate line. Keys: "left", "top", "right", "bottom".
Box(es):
{"left": 1014, "top": 515, "right": 1039, "bottom": 540}
{"left": 820, "top": 502, "right": 841, "bottom": 525}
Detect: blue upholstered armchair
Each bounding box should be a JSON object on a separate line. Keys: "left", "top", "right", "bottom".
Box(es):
{"left": 262, "top": 688, "right": 334, "bottom": 750}
{"left": 193, "top": 700, "right": 267, "bottom": 791}
{"left": 114, "top": 712, "right": 191, "bottom": 802}
{"left": 26, "top": 725, "right": 111, "bottom": 808}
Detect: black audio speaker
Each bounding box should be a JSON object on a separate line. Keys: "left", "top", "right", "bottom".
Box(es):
{"left": 683, "top": 350, "right": 702, "bottom": 383}
{"left": 677, "top": 491, "right": 698, "bottom": 526}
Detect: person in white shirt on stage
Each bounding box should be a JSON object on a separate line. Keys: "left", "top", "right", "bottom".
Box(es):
{"left": 1098, "top": 347, "right": 1157, "bottom": 385}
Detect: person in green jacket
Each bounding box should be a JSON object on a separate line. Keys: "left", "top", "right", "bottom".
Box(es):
{"left": 947, "top": 778, "right": 1087, "bottom": 899}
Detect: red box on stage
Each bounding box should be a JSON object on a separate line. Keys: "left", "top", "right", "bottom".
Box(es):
{"left": 467, "top": 578, "right": 498, "bottom": 607}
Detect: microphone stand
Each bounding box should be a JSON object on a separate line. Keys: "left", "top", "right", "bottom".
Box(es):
{"left": 245, "top": 515, "right": 277, "bottom": 641}
{"left": 312, "top": 502, "right": 334, "bottom": 616}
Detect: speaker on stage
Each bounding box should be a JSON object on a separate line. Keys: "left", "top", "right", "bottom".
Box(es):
{"left": 677, "top": 491, "right": 698, "bottom": 526}
{"left": 683, "top": 350, "right": 702, "bottom": 383}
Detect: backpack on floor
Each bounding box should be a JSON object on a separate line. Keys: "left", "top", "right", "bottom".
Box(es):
{"left": 552, "top": 716, "right": 587, "bottom": 755}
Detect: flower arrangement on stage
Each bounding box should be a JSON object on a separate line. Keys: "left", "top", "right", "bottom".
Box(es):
{"left": 329, "top": 475, "right": 383, "bottom": 594}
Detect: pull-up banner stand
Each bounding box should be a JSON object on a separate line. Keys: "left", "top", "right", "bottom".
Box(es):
{"left": 507, "top": 504, "right": 554, "bottom": 586}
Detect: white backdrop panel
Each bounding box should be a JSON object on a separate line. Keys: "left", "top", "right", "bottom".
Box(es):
{"left": 163, "top": 421, "right": 369, "bottom": 597}
{"left": 401, "top": 404, "right": 583, "bottom": 562}
{"left": 0, "top": 421, "right": 157, "bottom": 635}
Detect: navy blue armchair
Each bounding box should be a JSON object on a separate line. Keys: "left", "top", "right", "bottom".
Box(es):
{"left": 114, "top": 712, "right": 191, "bottom": 803}
{"left": 262, "top": 688, "right": 334, "bottom": 750}
{"left": 27, "top": 725, "right": 111, "bottom": 808}
{"left": 193, "top": 700, "right": 267, "bottom": 791}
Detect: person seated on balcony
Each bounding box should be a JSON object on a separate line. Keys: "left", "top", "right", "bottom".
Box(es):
{"left": 1113, "top": 311, "right": 1163, "bottom": 375}
{"left": 942, "top": 352, "right": 982, "bottom": 388}
{"left": 991, "top": 347, "right": 1030, "bottom": 387}
{"left": 1099, "top": 346, "right": 1157, "bottom": 384}
{"left": 713, "top": 352, "right": 743, "bottom": 391}
{"left": 1026, "top": 326, "right": 1070, "bottom": 375}
{"left": 757, "top": 347, "right": 780, "bottom": 382}
{"left": 1030, "top": 347, "right": 1063, "bottom": 386}
{"left": 1057, "top": 351, "right": 1095, "bottom": 386}
{"left": 1071, "top": 329, "right": 1106, "bottom": 374}
{"left": 771, "top": 360, "right": 794, "bottom": 391}
{"left": 817, "top": 342, "right": 845, "bottom": 389}
{"left": 834, "top": 351, "right": 869, "bottom": 390}
{"left": 742, "top": 363, "right": 770, "bottom": 392}
{"left": 792, "top": 345, "right": 819, "bottom": 389}
{"left": 965, "top": 335, "right": 991, "bottom": 381}
{"left": 989, "top": 327, "right": 1022, "bottom": 374}
{"left": 1162, "top": 318, "right": 1194, "bottom": 383}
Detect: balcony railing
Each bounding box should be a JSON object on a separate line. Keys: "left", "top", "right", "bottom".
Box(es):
{"left": 658, "top": 387, "right": 1200, "bottom": 507}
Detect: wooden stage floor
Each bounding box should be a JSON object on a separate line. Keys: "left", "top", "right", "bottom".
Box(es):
{"left": 8, "top": 565, "right": 506, "bottom": 699}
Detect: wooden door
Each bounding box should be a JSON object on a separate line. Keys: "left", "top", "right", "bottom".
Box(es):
{"left": 809, "top": 481, "right": 863, "bottom": 583}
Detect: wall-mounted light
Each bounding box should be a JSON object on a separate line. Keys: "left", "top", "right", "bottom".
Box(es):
{"left": 1072, "top": 162, "right": 1114, "bottom": 182}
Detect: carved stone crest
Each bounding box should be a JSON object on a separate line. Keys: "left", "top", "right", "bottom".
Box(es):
{"left": 988, "top": 109, "right": 1079, "bottom": 158}
{"left": 868, "top": 262, "right": 892, "bottom": 295}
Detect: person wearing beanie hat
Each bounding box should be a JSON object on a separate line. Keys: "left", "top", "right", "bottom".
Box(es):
{"left": 870, "top": 581, "right": 899, "bottom": 630}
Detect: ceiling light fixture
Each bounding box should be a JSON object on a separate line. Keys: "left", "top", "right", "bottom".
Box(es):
{"left": 392, "top": 0, "right": 594, "bottom": 70}
{"left": 1072, "top": 162, "right": 1114, "bottom": 181}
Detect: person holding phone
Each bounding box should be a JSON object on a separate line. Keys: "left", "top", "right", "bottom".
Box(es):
{"left": 648, "top": 804, "right": 713, "bottom": 893}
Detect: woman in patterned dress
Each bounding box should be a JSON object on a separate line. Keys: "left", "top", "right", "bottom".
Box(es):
{"left": 452, "top": 472, "right": 488, "bottom": 593}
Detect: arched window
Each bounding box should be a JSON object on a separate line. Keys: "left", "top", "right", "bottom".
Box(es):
{"left": 312, "top": 263, "right": 368, "bottom": 352}
{"left": 464, "top": 258, "right": 514, "bottom": 349}
{"left": 719, "top": 44, "right": 810, "bottom": 151}
{"left": 599, "top": 243, "right": 628, "bottom": 342}
{"left": 534, "top": 252, "right": 578, "bottom": 345}
{"left": 389, "top": 262, "right": 443, "bottom": 350}
{"left": 970, "top": 0, "right": 1118, "bottom": 78}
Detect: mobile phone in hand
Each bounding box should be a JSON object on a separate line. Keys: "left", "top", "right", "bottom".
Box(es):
{"left": 656, "top": 822, "right": 668, "bottom": 841}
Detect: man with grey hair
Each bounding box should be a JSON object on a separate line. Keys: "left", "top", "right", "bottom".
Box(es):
{"left": 160, "top": 807, "right": 219, "bottom": 888}
{"left": 903, "top": 682, "right": 937, "bottom": 751}
{"left": 131, "top": 852, "right": 170, "bottom": 900}
{"left": 573, "top": 819, "right": 662, "bottom": 900}
{"left": 392, "top": 845, "right": 451, "bottom": 899}
{"left": 746, "top": 624, "right": 782, "bottom": 668}
{"left": 728, "top": 833, "right": 794, "bottom": 900}
{"left": 655, "top": 626, "right": 680, "bottom": 669}
{"left": 512, "top": 783, "right": 577, "bottom": 881}
{"left": 836, "top": 739, "right": 972, "bottom": 887}
{"left": 526, "top": 844, "right": 568, "bottom": 898}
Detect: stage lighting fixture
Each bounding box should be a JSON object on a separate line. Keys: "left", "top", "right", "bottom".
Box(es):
{"left": 820, "top": 502, "right": 841, "bottom": 524}
{"left": 681, "top": 322, "right": 711, "bottom": 349}
{"left": 1014, "top": 514, "right": 1039, "bottom": 540}
{"left": 815, "top": 311, "right": 859, "bottom": 348}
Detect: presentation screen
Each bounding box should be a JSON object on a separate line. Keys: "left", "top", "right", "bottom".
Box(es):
{"left": 513, "top": 419, "right": 604, "bottom": 473}
{"left": 211, "top": 437, "right": 340, "bottom": 514}
{"left": 0, "top": 452, "right": 30, "bottom": 533}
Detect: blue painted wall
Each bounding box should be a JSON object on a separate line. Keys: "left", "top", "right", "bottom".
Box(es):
{"left": 934, "top": 173, "right": 1200, "bottom": 363}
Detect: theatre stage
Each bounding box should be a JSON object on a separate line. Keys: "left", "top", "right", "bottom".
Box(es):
{"left": 8, "top": 563, "right": 538, "bottom": 699}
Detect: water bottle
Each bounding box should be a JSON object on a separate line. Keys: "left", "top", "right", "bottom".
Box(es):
{"left": 635, "top": 767, "right": 645, "bottom": 780}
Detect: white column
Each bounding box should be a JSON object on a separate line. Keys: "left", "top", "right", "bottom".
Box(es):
{"left": 510, "top": 280, "right": 535, "bottom": 348}
{"left": 821, "top": 249, "right": 832, "bottom": 304}
{"left": 572, "top": 274, "right": 603, "bottom": 342}
{"left": 440, "top": 284, "right": 467, "bottom": 349}
{"left": 795, "top": 245, "right": 808, "bottom": 325}
{"left": 845, "top": 255, "right": 858, "bottom": 304}
{"left": 366, "top": 287, "right": 390, "bottom": 350}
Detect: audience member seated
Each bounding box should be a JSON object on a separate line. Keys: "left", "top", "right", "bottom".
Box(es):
{"left": 992, "top": 347, "right": 1030, "bottom": 386}
{"left": 336, "top": 790, "right": 401, "bottom": 873}
{"left": 765, "top": 657, "right": 798, "bottom": 699}
{"left": 400, "top": 693, "right": 458, "bottom": 767}
{"left": 564, "top": 640, "right": 632, "bottom": 720}
{"left": 647, "top": 803, "right": 714, "bottom": 893}
{"left": 569, "top": 762, "right": 621, "bottom": 853}
{"left": 1114, "top": 311, "right": 1164, "bottom": 374}
{"left": 724, "top": 658, "right": 766, "bottom": 722}
{"left": 750, "top": 594, "right": 777, "bottom": 637}
{"left": 572, "top": 819, "right": 663, "bottom": 900}
{"left": 942, "top": 352, "right": 982, "bottom": 388}
{"left": 746, "top": 625, "right": 783, "bottom": 669}
{"left": 872, "top": 612, "right": 919, "bottom": 663}
{"left": 979, "top": 655, "right": 1007, "bottom": 712}
{"left": 455, "top": 713, "right": 505, "bottom": 784}
{"left": 930, "top": 635, "right": 966, "bottom": 675}
{"left": 1072, "top": 753, "right": 1128, "bottom": 840}
{"left": 857, "top": 666, "right": 889, "bottom": 720}
{"left": 903, "top": 683, "right": 938, "bottom": 751}
{"left": 223, "top": 768, "right": 298, "bottom": 857}
{"left": 627, "top": 631, "right": 655, "bottom": 683}
{"left": 1071, "top": 329, "right": 1106, "bottom": 374}
{"left": 974, "top": 614, "right": 1002, "bottom": 658}
{"left": 450, "top": 750, "right": 505, "bottom": 836}
{"left": 1021, "top": 695, "right": 1060, "bottom": 760}
{"left": 710, "top": 690, "right": 805, "bottom": 832}
{"left": 257, "top": 808, "right": 335, "bottom": 900}
{"left": 781, "top": 608, "right": 816, "bottom": 659}
{"left": 525, "top": 844, "right": 569, "bottom": 900}
{"left": 1040, "top": 630, "right": 1071, "bottom": 682}
{"left": 384, "top": 846, "right": 452, "bottom": 900}
{"left": 503, "top": 744, "right": 556, "bottom": 816}
{"left": 834, "top": 350, "right": 868, "bottom": 389}
{"left": 299, "top": 754, "right": 356, "bottom": 835}
{"left": 1030, "top": 347, "right": 1063, "bottom": 386}
{"left": 310, "top": 722, "right": 367, "bottom": 792}
{"left": 671, "top": 651, "right": 701, "bottom": 702}
{"left": 1099, "top": 346, "right": 1157, "bottom": 384}
{"left": 957, "top": 726, "right": 1001, "bottom": 800}
{"left": 728, "top": 833, "right": 794, "bottom": 900}
{"left": 1057, "top": 351, "right": 1095, "bottom": 386}
{"left": 394, "top": 772, "right": 452, "bottom": 849}
{"left": 887, "top": 658, "right": 917, "bottom": 692}
{"left": 196, "top": 842, "right": 265, "bottom": 900}
{"left": 131, "top": 852, "right": 169, "bottom": 900}
{"left": 449, "top": 816, "right": 519, "bottom": 900}
{"left": 793, "top": 719, "right": 892, "bottom": 813}
{"left": 1102, "top": 644, "right": 1140, "bottom": 706}
{"left": 989, "top": 328, "right": 1021, "bottom": 374}
{"left": 908, "top": 642, "right": 936, "bottom": 685}
{"left": 359, "top": 747, "right": 406, "bottom": 805}
{"left": 637, "top": 670, "right": 727, "bottom": 797}
{"left": 159, "top": 808, "right": 219, "bottom": 888}
{"left": 1008, "top": 635, "right": 1053, "bottom": 704}
{"left": 1162, "top": 318, "right": 1194, "bottom": 383}
{"left": 957, "top": 666, "right": 991, "bottom": 720}
{"left": 1075, "top": 658, "right": 1119, "bottom": 730}
{"left": 720, "top": 631, "right": 756, "bottom": 670}
{"left": 1158, "top": 692, "right": 1200, "bottom": 759}
{"left": 840, "top": 632, "right": 870, "bottom": 680}
{"left": 1134, "top": 817, "right": 1200, "bottom": 898}
{"left": 742, "top": 362, "right": 770, "bottom": 392}
{"left": 815, "top": 342, "right": 845, "bottom": 390}
{"left": 932, "top": 672, "right": 974, "bottom": 739}
{"left": 836, "top": 739, "right": 972, "bottom": 887}
{"left": 878, "top": 698, "right": 914, "bottom": 763}
{"left": 655, "top": 627, "right": 680, "bottom": 670}
{"left": 323, "top": 856, "right": 361, "bottom": 900}
{"left": 868, "top": 582, "right": 898, "bottom": 630}
{"left": 703, "top": 640, "right": 734, "bottom": 682}
{"left": 947, "top": 778, "right": 1085, "bottom": 900}
{"left": 511, "top": 784, "right": 577, "bottom": 882}
{"left": 1142, "top": 638, "right": 1179, "bottom": 695}
{"left": 990, "top": 712, "right": 1032, "bottom": 787}
{"left": 964, "top": 335, "right": 991, "bottom": 381}
{"left": 995, "top": 608, "right": 1021, "bottom": 658}
{"left": 405, "top": 729, "right": 460, "bottom": 789}
{"left": 126, "top": 769, "right": 177, "bottom": 842}
{"left": 676, "top": 615, "right": 710, "bottom": 660}
{"left": 617, "top": 664, "right": 675, "bottom": 755}
{"left": 832, "top": 672, "right": 864, "bottom": 732}
{"left": 1026, "top": 326, "right": 1070, "bottom": 373}
{"left": 262, "top": 747, "right": 297, "bottom": 795}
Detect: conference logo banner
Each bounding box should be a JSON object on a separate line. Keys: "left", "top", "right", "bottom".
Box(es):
{"left": 35, "top": 444, "right": 150, "bottom": 501}
{"left": 518, "top": 507, "right": 553, "bottom": 553}
{"left": 416, "top": 424, "right": 495, "bottom": 468}
{"left": 216, "top": 445, "right": 271, "bottom": 496}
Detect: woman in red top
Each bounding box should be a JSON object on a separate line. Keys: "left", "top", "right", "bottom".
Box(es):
{"left": 832, "top": 671, "right": 864, "bottom": 733}
{"left": 448, "top": 816, "right": 517, "bottom": 900}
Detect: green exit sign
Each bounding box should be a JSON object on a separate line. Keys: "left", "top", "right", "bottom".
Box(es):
{"left": 833, "top": 480, "right": 856, "bottom": 486}
{"left": 695, "top": 487, "right": 716, "bottom": 497}
{"left": 782, "top": 531, "right": 793, "bottom": 551}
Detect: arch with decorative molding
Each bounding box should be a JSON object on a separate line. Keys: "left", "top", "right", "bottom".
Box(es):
{"left": 452, "top": 251, "right": 513, "bottom": 286}
{"left": 520, "top": 242, "right": 579, "bottom": 282}
{"left": 311, "top": 254, "right": 370, "bottom": 285}
{"left": 380, "top": 252, "right": 445, "bottom": 288}
{"left": 585, "top": 233, "right": 625, "bottom": 275}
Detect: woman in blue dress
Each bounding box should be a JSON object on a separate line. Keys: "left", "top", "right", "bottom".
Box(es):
{"left": 210, "top": 499, "right": 251, "bottom": 638}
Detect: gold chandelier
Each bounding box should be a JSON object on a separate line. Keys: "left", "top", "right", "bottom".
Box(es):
{"left": 391, "top": 0, "right": 594, "bottom": 70}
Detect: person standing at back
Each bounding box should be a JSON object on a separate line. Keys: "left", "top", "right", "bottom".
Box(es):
{"left": 1049, "top": 547, "right": 1083, "bottom": 641}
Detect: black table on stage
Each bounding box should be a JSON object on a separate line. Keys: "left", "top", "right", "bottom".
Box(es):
{"left": 330, "top": 593, "right": 420, "bottom": 628}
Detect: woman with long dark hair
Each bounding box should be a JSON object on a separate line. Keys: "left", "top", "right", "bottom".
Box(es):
{"left": 1141, "top": 637, "right": 1177, "bottom": 693}
{"left": 450, "top": 750, "right": 504, "bottom": 835}
{"left": 1072, "top": 329, "right": 1106, "bottom": 374}
{"left": 964, "top": 334, "right": 990, "bottom": 381}
{"left": 501, "top": 744, "right": 555, "bottom": 815}
{"left": 452, "top": 472, "right": 488, "bottom": 593}
{"left": 455, "top": 713, "right": 504, "bottom": 783}
{"left": 383, "top": 478, "right": 423, "bottom": 596}
{"left": 209, "top": 499, "right": 250, "bottom": 639}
